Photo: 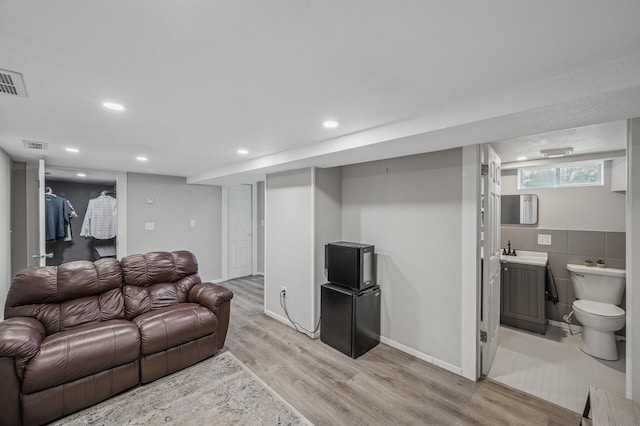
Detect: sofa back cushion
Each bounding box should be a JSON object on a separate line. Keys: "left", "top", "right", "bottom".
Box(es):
{"left": 120, "top": 251, "right": 201, "bottom": 319}
{"left": 5, "top": 258, "right": 124, "bottom": 336}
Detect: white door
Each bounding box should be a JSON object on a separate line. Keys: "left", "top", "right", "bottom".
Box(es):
{"left": 228, "top": 184, "right": 252, "bottom": 279}
{"left": 481, "top": 145, "right": 501, "bottom": 375}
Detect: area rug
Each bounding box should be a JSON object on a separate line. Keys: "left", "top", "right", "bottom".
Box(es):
{"left": 53, "top": 351, "right": 311, "bottom": 425}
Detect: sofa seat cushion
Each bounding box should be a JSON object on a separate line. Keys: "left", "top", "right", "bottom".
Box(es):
{"left": 22, "top": 319, "right": 140, "bottom": 394}
{"left": 133, "top": 303, "right": 218, "bottom": 355}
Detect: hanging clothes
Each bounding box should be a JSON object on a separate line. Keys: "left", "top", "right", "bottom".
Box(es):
{"left": 80, "top": 192, "right": 117, "bottom": 239}
{"left": 45, "top": 193, "right": 70, "bottom": 241}
{"left": 64, "top": 199, "right": 78, "bottom": 242}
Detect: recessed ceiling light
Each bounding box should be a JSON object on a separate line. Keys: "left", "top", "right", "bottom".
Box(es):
{"left": 323, "top": 120, "right": 339, "bottom": 128}
{"left": 65, "top": 147, "right": 79, "bottom": 153}
{"left": 540, "top": 147, "right": 573, "bottom": 158}
{"left": 237, "top": 149, "right": 249, "bottom": 155}
{"left": 103, "top": 102, "right": 126, "bottom": 111}
{"left": 516, "top": 156, "right": 528, "bottom": 161}
{"left": 77, "top": 173, "right": 86, "bottom": 177}
{"left": 136, "top": 156, "right": 148, "bottom": 162}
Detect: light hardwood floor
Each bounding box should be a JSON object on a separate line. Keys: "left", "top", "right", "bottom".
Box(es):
{"left": 223, "top": 276, "right": 580, "bottom": 425}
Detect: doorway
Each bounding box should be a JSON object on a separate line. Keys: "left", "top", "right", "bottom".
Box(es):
{"left": 227, "top": 184, "right": 253, "bottom": 279}
{"left": 44, "top": 176, "right": 117, "bottom": 265}
{"left": 11, "top": 161, "right": 125, "bottom": 272}
{"left": 481, "top": 120, "right": 628, "bottom": 413}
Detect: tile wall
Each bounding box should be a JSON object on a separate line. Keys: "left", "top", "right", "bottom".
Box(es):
{"left": 501, "top": 227, "right": 626, "bottom": 325}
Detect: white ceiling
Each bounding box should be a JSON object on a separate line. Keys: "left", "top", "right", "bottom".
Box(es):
{"left": 45, "top": 167, "right": 117, "bottom": 185}
{"left": 492, "top": 120, "right": 628, "bottom": 164}
{"left": 1, "top": 1, "right": 640, "bottom": 185}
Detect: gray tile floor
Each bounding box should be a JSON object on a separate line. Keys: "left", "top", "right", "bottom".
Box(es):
{"left": 488, "top": 325, "right": 625, "bottom": 413}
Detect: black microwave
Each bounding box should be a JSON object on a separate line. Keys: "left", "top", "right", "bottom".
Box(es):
{"left": 325, "top": 241, "right": 375, "bottom": 291}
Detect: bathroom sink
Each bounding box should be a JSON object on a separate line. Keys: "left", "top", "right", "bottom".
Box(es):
{"left": 500, "top": 250, "right": 548, "bottom": 266}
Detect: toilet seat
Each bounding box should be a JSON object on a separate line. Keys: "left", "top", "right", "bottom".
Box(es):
{"left": 573, "top": 299, "right": 625, "bottom": 319}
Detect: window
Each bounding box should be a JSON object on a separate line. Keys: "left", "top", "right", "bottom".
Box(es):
{"left": 518, "top": 161, "right": 603, "bottom": 189}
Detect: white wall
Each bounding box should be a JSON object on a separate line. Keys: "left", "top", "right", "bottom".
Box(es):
{"left": 314, "top": 167, "right": 342, "bottom": 331}
{"left": 265, "top": 168, "right": 315, "bottom": 330}
{"left": 501, "top": 160, "right": 625, "bottom": 231}
{"left": 256, "top": 181, "right": 265, "bottom": 274}
{"left": 460, "top": 145, "right": 482, "bottom": 380}
{"left": 341, "top": 149, "right": 463, "bottom": 370}
{"left": 0, "top": 149, "right": 11, "bottom": 320}
{"left": 264, "top": 167, "right": 341, "bottom": 336}
{"left": 127, "top": 173, "right": 222, "bottom": 281}
{"left": 10, "top": 162, "right": 27, "bottom": 275}
{"left": 628, "top": 117, "right": 640, "bottom": 400}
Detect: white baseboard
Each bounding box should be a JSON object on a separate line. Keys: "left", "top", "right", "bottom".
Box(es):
{"left": 213, "top": 275, "right": 261, "bottom": 283}
{"left": 379, "top": 336, "right": 462, "bottom": 376}
{"left": 201, "top": 278, "right": 226, "bottom": 284}
{"left": 264, "top": 309, "right": 288, "bottom": 325}
{"left": 264, "top": 309, "right": 319, "bottom": 339}
{"left": 266, "top": 310, "right": 462, "bottom": 373}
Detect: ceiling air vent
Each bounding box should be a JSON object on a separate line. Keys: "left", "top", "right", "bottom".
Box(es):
{"left": 22, "top": 140, "right": 49, "bottom": 150}
{"left": 0, "top": 69, "right": 28, "bottom": 97}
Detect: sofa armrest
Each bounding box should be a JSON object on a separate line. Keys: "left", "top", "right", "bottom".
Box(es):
{"left": 0, "top": 357, "right": 21, "bottom": 426}
{"left": 188, "top": 283, "right": 233, "bottom": 349}
{"left": 188, "top": 283, "right": 233, "bottom": 314}
{"left": 0, "top": 317, "right": 45, "bottom": 425}
{"left": 0, "top": 317, "right": 45, "bottom": 359}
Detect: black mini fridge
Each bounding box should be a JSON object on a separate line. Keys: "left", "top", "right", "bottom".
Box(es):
{"left": 320, "top": 283, "right": 381, "bottom": 358}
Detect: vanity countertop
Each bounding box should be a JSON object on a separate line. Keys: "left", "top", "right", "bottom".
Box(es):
{"left": 500, "top": 250, "right": 548, "bottom": 267}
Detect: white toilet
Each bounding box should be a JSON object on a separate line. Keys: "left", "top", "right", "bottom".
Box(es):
{"left": 567, "top": 264, "right": 626, "bottom": 360}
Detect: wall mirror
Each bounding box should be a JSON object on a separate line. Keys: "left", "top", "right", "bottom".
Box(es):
{"left": 501, "top": 194, "right": 539, "bottom": 225}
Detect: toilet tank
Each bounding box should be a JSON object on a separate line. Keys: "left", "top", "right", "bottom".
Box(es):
{"left": 567, "top": 264, "right": 626, "bottom": 304}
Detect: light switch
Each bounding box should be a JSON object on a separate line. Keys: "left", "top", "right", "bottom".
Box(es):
{"left": 146, "top": 197, "right": 154, "bottom": 204}
{"left": 145, "top": 222, "right": 155, "bottom": 231}
{"left": 190, "top": 219, "right": 196, "bottom": 227}
{"left": 537, "top": 234, "right": 552, "bottom": 245}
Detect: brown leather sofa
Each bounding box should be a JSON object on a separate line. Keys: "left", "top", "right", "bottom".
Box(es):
{"left": 0, "top": 251, "right": 233, "bottom": 426}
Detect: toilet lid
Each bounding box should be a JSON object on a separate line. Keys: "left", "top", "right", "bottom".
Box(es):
{"left": 573, "top": 299, "right": 625, "bottom": 318}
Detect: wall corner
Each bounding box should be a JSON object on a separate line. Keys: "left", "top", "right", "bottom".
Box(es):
{"left": 461, "top": 145, "right": 481, "bottom": 381}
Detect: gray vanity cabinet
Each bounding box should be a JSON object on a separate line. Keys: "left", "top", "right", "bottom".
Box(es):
{"left": 500, "top": 261, "right": 547, "bottom": 334}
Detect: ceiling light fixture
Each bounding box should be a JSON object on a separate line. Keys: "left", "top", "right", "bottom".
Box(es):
{"left": 237, "top": 149, "right": 249, "bottom": 155}
{"left": 516, "top": 156, "right": 528, "bottom": 161}
{"left": 540, "top": 147, "right": 574, "bottom": 158}
{"left": 103, "top": 102, "right": 126, "bottom": 111}
{"left": 136, "top": 156, "right": 148, "bottom": 162}
{"left": 77, "top": 173, "right": 86, "bottom": 177}
{"left": 323, "top": 120, "right": 339, "bottom": 128}
{"left": 65, "top": 147, "right": 80, "bottom": 153}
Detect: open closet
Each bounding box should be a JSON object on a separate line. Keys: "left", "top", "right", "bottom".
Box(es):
{"left": 44, "top": 172, "right": 117, "bottom": 266}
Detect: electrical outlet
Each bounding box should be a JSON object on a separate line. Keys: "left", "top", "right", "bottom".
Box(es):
{"left": 280, "top": 286, "right": 287, "bottom": 296}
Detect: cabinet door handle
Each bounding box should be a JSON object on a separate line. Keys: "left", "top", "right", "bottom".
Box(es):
{"left": 503, "top": 267, "right": 508, "bottom": 271}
